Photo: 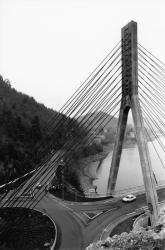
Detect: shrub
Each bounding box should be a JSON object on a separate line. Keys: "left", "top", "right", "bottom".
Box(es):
{"left": 86, "top": 228, "right": 165, "bottom": 250}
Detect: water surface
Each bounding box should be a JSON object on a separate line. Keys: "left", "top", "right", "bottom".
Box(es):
{"left": 94, "top": 137, "right": 165, "bottom": 194}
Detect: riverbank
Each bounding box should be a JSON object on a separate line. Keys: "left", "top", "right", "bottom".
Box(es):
{"left": 76, "top": 145, "right": 113, "bottom": 194}
{"left": 77, "top": 140, "right": 137, "bottom": 194}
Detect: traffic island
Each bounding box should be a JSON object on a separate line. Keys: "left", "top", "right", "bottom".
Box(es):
{"left": 0, "top": 207, "right": 56, "bottom": 250}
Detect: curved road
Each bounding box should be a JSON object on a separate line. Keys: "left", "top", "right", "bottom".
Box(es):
{"left": 1, "top": 151, "right": 165, "bottom": 250}
{"left": 2, "top": 186, "right": 165, "bottom": 249}
{"left": 35, "top": 187, "right": 165, "bottom": 250}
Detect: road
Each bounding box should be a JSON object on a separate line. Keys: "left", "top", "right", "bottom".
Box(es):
{"left": 35, "top": 186, "right": 165, "bottom": 250}
{"left": 1, "top": 150, "right": 165, "bottom": 249}
{"left": 36, "top": 195, "right": 83, "bottom": 250}
{"left": 2, "top": 184, "right": 165, "bottom": 249}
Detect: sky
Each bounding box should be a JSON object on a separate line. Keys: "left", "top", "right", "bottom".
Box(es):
{"left": 0, "top": 0, "right": 165, "bottom": 111}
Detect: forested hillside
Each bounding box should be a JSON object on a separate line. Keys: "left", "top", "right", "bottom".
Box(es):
{"left": 78, "top": 111, "right": 118, "bottom": 143}
{"left": 0, "top": 76, "right": 87, "bottom": 185}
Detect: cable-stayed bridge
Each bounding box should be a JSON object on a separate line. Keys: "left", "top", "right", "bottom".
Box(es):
{"left": 1, "top": 20, "right": 165, "bottom": 249}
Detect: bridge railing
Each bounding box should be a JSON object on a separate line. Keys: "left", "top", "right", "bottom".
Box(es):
{"left": 64, "top": 177, "right": 165, "bottom": 199}
{"left": 0, "top": 170, "right": 35, "bottom": 193}
{"left": 114, "top": 180, "right": 165, "bottom": 197}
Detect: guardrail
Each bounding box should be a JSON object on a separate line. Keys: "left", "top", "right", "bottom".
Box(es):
{"left": 62, "top": 180, "right": 165, "bottom": 201}
{"left": 0, "top": 169, "right": 35, "bottom": 192}
{"left": 114, "top": 180, "right": 165, "bottom": 197}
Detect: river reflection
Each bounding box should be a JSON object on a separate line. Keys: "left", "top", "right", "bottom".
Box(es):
{"left": 94, "top": 137, "right": 165, "bottom": 194}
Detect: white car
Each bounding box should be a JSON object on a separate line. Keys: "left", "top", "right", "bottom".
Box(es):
{"left": 122, "top": 194, "right": 136, "bottom": 202}
{"left": 35, "top": 182, "right": 42, "bottom": 189}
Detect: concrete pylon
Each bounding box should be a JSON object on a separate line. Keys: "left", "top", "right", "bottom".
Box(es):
{"left": 107, "top": 21, "right": 159, "bottom": 226}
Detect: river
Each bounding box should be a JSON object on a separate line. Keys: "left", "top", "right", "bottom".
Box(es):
{"left": 93, "top": 136, "right": 165, "bottom": 195}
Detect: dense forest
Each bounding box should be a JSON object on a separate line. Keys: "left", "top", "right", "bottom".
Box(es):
{"left": 0, "top": 76, "right": 108, "bottom": 185}
{"left": 0, "top": 76, "right": 86, "bottom": 185}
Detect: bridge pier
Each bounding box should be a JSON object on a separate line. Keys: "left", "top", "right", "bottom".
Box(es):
{"left": 107, "top": 106, "right": 129, "bottom": 193}
{"left": 107, "top": 21, "right": 159, "bottom": 226}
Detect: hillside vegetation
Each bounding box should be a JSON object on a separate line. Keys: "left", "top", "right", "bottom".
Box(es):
{"left": 0, "top": 76, "right": 88, "bottom": 185}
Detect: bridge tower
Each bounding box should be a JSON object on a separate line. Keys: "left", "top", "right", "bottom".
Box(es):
{"left": 107, "top": 21, "right": 159, "bottom": 225}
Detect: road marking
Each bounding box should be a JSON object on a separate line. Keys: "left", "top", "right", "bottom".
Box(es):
{"left": 83, "top": 211, "right": 102, "bottom": 220}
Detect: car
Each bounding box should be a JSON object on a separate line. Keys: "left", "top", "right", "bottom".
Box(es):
{"left": 122, "top": 194, "right": 136, "bottom": 202}
{"left": 35, "top": 182, "right": 42, "bottom": 189}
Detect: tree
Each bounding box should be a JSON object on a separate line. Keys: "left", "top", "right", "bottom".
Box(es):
{"left": 31, "top": 115, "right": 42, "bottom": 143}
